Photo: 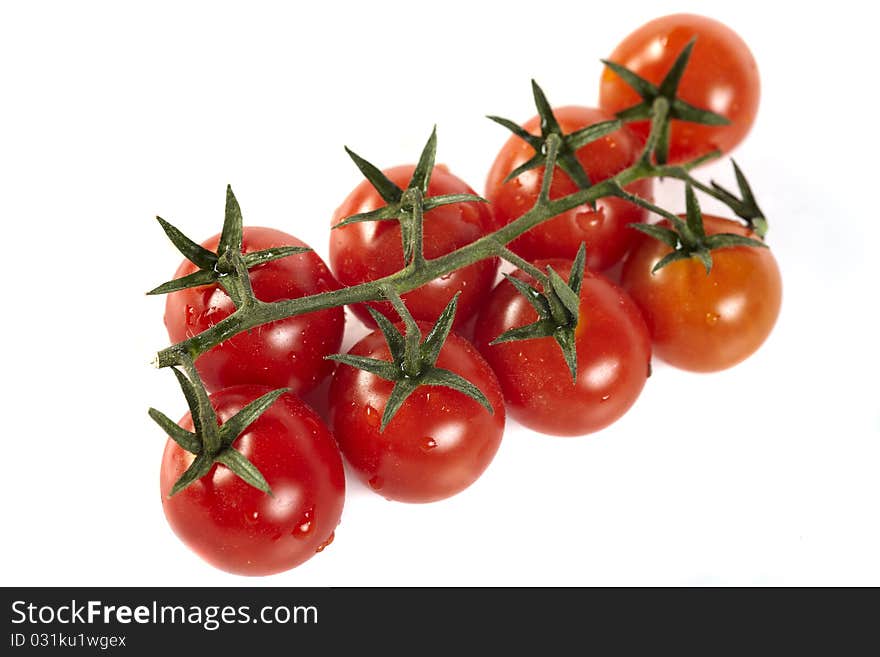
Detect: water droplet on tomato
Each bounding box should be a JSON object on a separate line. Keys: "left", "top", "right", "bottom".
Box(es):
{"left": 421, "top": 437, "right": 438, "bottom": 452}
{"left": 293, "top": 506, "right": 314, "bottom": 537}
{"left": 245, "top": 510, "right": 260, "bottom": 524}
{"left": 575, "top": 211, "right": 602, "bottom": 231}
{"left": 184, "top": 305, "right": 197, "bottom": 326}
{"left": 368, "top": 475, "right": 383, "bottom": 491}
{"left": 364, "top": 405, "right": 381, "bottom": 428}
{"left": 600, "top": 394, "right": 611, "bottom": 402}
{"left": 315, "top": 531, "right": 335, "bottom": 553}
{"left": 705, "top": 312, "right": 720, "bottom": 325}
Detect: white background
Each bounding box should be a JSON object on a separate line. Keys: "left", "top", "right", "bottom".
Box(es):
{"left": 2, "top": 0, "right": 877, "bottom": 586}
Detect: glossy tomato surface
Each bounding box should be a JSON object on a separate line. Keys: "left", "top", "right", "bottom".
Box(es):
{"left": 160, "top": 386, "right": 345, "bottom": 576}
{"left": 620, "top": 215, "right": 781, "bottom": 372}
{"left": 328, "top": 324, "right": 505, "bottom": 503}
{"left": 164, "top": 227, "right": 344, "bottom": 395}
{"left": 599, "top": 14, "right": 760, "bottom": 163}
{"left": 485, "top": 106, "right": 652, "bottom": 270}
{"left": 474, "top": 260, "right": 651, "bottom": 436}
{"left": 330, "top": 165, "right": 498, "bottom": 328}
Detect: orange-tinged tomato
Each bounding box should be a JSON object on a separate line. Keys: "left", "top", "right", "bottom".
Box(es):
{"left": 600, "top": 14, "right": 760, "bottom": 163}
{"left": 621, "top": 215, "right": 781, "bottom": 372}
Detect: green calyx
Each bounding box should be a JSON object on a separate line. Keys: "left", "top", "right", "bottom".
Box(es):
{"left": 148, "top": 360, "right": 283, "bottom": 497}
{"left": 488, "top": 80, "right": 621, "bottom": 191}
{"left": 327, "top": 291, "right": 493, "bottom": 431}
{"left": 602, "top": 37, "right": 730, "bottom": 165}
{"left": 491, "top": 243, "right": 588, "bottom": 382}
{"left": 334, "top": 126, "right": 487, "bottom": 265}
{"left": 630, "top": 184, "right": 768, "bottom": 274}
{"left": 709, "top": 160, "right": 767, "bottom": 238}
{"left": 147, "top": 185, "right": 311, "bottom": 300}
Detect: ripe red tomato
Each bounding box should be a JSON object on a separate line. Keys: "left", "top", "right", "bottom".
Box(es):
{"left": 160, "top": 385, "right": 345, "bottom": 576}
{"left": 620, "top": 215, "right": 781, "bottom": 372}
{"left": 485, "top": 106, "right": 653, "bottom": 270}
{"left": 164, "top": 227, "right": 344, "bottom": 395}
{"left": 330, "top": 165, "right": 498, "bottom": 328}
{"left": 599, "top": 14, "right": 760, "bottom": 164}
{"left": 328, "top": 323, "right": 505, "bottom": 503}
{"left": 474, "top": 260, "right": 651, "bottom": 436}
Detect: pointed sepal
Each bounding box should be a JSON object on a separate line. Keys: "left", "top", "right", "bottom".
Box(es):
{"left": 419, "top": 293, "right": 459, "bottom": 367}
{"left": 168, "top": 452, "right": 215, "bottom": 497}
{"left": 638, "top": 184, "right": 771, "bottom": 275}
{"left": 218, "top": 185, "right": 244, "bottom": 259}
{"left": 419, "top": 368, "right": 493, "bottom": 414}
{"left": 502, "top": 273, "right": 551, "bottom": 317}
{"left": 150, "top": 187, "right": 304, "bottom": 296}
{"left": 331, "top": 292, "right": 492, "bottom": 431}
{"left": 567, "top": 242, "right": 588, "bottom": 296}
{"left": 490, "top": 318, "right": 557, "bottom": 345}
{"left": 366, "top": 307, "right": 407, "bottom": 363}
{"left": 218, "top": 388, "right": 289, "bottom": 450}
{"left": 490, "top": 80, "right": 626, "bottom": 193}
{"left": 147, "top": 269, "right": 220, "bottom": 296}
{"left": 215, "top": 448, "right": 272, "bottom": 495}
{"left": 148, "top": 408, "right": 201, "bottom": 453}
{"left": 423, "top": 193, "right": 487, "bottom": 211}
{"left": 710, "top": 160, "right": 767, "bottom": 238}
{"left": 325, "top": 353, "right": 402, "bottom": 380}
{"left": 546, "top": 266, "right": 581, "bottom": 319}
{"left": 652, "top": 249, "right": 694, "bottom": 274}
{"left": 553, "top": 327, "right": 579, "bottom": 382}
{"left": 155, "top": 217, "right": 217, "bottom": 270}
{"left": 602, "top": 38, "right": 730, "bottom": 164}
{"left": 411, "top": 127, "right": 438, "bottom": 194}
{"left": 344, "top": 147, "right": 403, "bottom": 204}
{"left": 243, "top": 245, "right": 311, "bottom": 268}
{"left": 379, "top": 378, "right": 421, "bottom": 431}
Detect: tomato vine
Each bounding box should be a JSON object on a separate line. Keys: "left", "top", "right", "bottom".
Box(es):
{"left": 149, "top": 37, "right": 772, "bottom": 496}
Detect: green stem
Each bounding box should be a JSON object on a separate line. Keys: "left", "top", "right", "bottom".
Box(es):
{"left": 639, "top": 96, "right": 670, "bottom": 165}
{"left": 383, "top": 287, "right": 422, "bottom": 378}
{"left": 494, "top": 244, "right": 548, "bottom": 285}
{"left": 156, "top": 177, "right": 622, "bottom": 368}
{"left": 216, "top": 252, "right": 257, "bottom": 310}
{"left": 177, "top": 354, "right": 221, "bottom": 455}
{"left": 153, "top": 118, "right": 748, "bottom": 371}
{"left": 404, "top": 188, "right": 427, "bottom": 269}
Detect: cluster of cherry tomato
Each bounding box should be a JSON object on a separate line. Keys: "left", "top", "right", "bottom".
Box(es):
{"left": 154, "top": 14, "right": 781, "bottom": 575}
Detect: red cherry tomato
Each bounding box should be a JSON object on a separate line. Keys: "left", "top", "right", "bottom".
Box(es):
{"left": 328, "top": 323, "right": 505, "bottom": 503}
{"left": 485, "top": 106, "right": 653, "bottom": 270}
{"left": 599, "top": 13, "right": 760, "bottom": 163}
{"left": 164, "top": 227, "right": 344, "bottom": 395}
{"left": 620, "top": 215, "right": 781, "bottom": 372}
{"left": 160, "top": 385, "right": 345, "bottom": 576}
{"left": 330, "top": 165, "right": 498, "bottom": 328}
{"left": 474, "top": 260, "right": 651, "bottom": 436}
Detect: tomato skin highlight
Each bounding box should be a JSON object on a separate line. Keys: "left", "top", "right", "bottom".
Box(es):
{"left": 164, "top": 227, "right": 344, "bottom": 395}
{"left": 328, "top": 324, "right": 505, "bottom": 503}
{"left": 160, "top": 386, "right": 346, "bottom": 576}
{"left": 485, "top": 106, "right": 652, "bottom": 270}
{"left": 329, "top": 165, "right": 498, "bottom": 328}
{"left": 599, "top": 13, "right": 760, "bottom": 163}
{"left": 620, "top": 215, "right": 781, "bottom": 372}
{"left": 474, "top": 260, "right": 651, "bottom": 437}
